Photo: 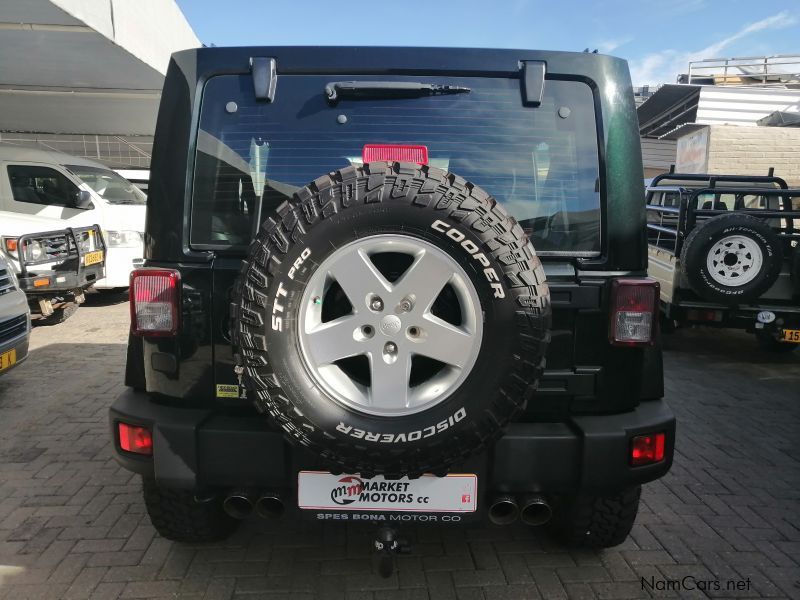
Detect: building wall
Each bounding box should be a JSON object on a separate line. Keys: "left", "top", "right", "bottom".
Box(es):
{"left": 705, "top": 125, "right": 800, "bottom": 185}
{"left": 641, "top": 138, "right": 677, "bottom": 179}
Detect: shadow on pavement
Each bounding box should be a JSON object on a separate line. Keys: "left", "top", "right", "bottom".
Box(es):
{"left": 662, "top": 326, "right": 799, "bottom": 366}
{"left": 85, "top": 288, "right": 130, "bottom": 307}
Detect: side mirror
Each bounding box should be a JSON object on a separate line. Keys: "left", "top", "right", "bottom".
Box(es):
{"left": 74, "top": 190, "right": 94, "bottom": 210}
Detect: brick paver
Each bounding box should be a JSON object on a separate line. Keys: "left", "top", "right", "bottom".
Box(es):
{"left": 0, "top": 296, "right": 798, "bottom": 599}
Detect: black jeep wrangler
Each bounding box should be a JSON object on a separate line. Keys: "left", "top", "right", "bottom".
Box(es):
{"left": 110, "top": 47, "right": 674, "bottom": 558}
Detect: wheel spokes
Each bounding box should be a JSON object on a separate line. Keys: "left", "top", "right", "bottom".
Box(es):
{"left": 327, "top": 247, "right": 392, "bottom": 310}
{"left": 369, "top": 351, "right": 411, "bottom": 409}
{"left": 395, "top": 249, "right": 455, "bottom": 312}
{"left": 305, "top": 315, "right": 364, "bottom": 364}
{"left": 417, "top": 315, "right": 475, "bottom": 369}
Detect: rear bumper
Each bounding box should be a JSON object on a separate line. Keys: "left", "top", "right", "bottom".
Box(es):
{"left": 110, "top": 389, "right": 675, "bottom": 495}
{"left": 666, "top": 301, "right": 800, "bottom": 334}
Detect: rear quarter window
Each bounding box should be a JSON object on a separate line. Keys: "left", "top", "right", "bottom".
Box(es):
{"left": 191, "top": 74, "right": 601, "bottom": 256}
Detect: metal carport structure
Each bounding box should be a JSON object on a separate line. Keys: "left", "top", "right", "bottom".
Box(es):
{"left": 0, "top": 0, "right": 199, "bottom": 168}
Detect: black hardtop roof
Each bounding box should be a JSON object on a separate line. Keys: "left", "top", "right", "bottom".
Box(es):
{"left": 172, "top": 45, "right": 624, "bottom": 79}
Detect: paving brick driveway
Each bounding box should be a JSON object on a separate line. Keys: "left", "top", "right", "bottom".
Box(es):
{"left": 0, "top": 296, "right": 798, "bottom": 599}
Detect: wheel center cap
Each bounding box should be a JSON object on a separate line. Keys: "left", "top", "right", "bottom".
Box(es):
{"left": 379, "top": 315, "right": 402, "bottom": 336}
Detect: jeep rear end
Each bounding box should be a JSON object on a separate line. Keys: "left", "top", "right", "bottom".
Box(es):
{"left": 110, "top": 47, "right": 674, "bottom": 558}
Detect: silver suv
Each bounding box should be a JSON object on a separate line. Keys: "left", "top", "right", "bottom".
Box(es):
{"left": 0, "top": 253, "right": 31, "bottom": 376}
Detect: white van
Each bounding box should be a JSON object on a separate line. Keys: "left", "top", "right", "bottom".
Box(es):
{"left": 0, "top": 145, "right": 145, "bottom": 290}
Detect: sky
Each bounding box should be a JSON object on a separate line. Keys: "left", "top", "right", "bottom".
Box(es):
{"left": 176, "top": 0, "right": 800, "bottom": 86}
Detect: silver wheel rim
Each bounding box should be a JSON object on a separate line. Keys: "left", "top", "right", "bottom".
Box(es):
{"left": 298, "top": 235, "right": 484, "bottom": 417}
{"left": 706, "top": 234, "right": 763, "bottom": 287}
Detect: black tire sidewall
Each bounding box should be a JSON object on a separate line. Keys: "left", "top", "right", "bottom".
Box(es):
{"left": 262, "top": 200, "right": 522, "bottom": 449}
{"left": 682, "top": 215, "right": 783, "bottom": 303}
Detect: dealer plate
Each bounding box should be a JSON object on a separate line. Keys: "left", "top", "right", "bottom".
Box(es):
{"left": 83, "top": 250, "right": 104, "bottom": 266}
{"left": 298, "top": 471, "right": 477, "bottom": 512}
{"left": 0, "top": 348, "right": 17, "bottom": 372}
{"left": 782, "top": 329, "right": 800, "bottom": 343}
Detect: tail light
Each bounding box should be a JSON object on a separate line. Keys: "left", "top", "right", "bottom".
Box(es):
{"left": 130, "top": 269, "right": 180, "bottom": 336}
{"left": 363, "top": 144, "right": 428, "bottom": 165}
{"left": 609, "top": 278, "right": 659, "bottom": 346}
{"left": 631, "top": 432, "right": 665, "bottom": 466}
{"left": 118, "top": 422, "right": 153, "bottom": 455}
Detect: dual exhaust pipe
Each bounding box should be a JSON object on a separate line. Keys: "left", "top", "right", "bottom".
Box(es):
{"left": 222, "top": 490, "right": 285, "bottom": 520}
{"left": 488, "top": 494, "right": 552, "bottom": 526}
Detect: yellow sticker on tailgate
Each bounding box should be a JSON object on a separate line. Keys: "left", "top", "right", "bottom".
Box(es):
{"left": 216, "top": 384, "right": 241, "bottom": 398}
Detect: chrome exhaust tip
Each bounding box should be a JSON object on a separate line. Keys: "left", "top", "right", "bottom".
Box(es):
{"left": 519, "top": 494, "right": 552, "bottom": 526}
{"left": 488, "top": 495, "right": 519, "bottom": 525}
{"left": 223, "top": 491, "right": 255, "bottom": 519}
{"left": 255, "top": 493, "right": 285, "bottom": 519}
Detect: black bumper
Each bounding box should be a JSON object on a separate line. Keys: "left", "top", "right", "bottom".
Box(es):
{"left": 110, "top": 389, "right": 675, "bottom": 495}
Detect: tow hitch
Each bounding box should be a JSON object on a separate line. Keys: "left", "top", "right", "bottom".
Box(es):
{"left": 374, "top": 526, "right": 410, "bottom": 578}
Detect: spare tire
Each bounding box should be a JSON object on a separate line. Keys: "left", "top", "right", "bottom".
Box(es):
{"left": 232, "top": 162, "right": 550, "bottom": 476}
{"left": 680, "top": 213, "right": 783, "bottom": 304}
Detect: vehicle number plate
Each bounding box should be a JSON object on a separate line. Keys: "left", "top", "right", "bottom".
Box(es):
{"left": 297, "top": 471, "right": 478, "bottom": 512}
{"left": 0, "top": 348, "right": 17, "bottom": 372}
{"left": 782, "top": 329, "right": 800, "bottom": 343}
{"left": 83, "top": 251, "right": 104, "bottom": 266}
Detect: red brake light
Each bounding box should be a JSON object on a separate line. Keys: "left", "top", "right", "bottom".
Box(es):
{"left": 609, "top": 278, "right": 659, "bottom": 346}
{"left": 362, "top": 144, "right": 428, "bottom": 165}
{"left": 631, "top": 432, "right": 665, "bottom": 466}
{"left": 130, "top": 269, "right": 180, "bottom": 336}
{"left": 118, "top": 422, "right": 153, "bottom": 455}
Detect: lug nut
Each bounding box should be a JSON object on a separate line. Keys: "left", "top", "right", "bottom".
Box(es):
{"left": 399, "top": 299, "right": 413, "bottom": 312}
{"left": 370, "top": 297, "right": 384, "bottom": 311}
{"left": 384, "top": 342, "right": 397, "bottom": 354}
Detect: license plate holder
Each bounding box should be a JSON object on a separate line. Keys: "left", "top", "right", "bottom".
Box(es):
{"left": 297, "top": 471, "right": 478, "bottom": 512}
{"left": 0, "top": 348, "right": 17, "bottom": 372}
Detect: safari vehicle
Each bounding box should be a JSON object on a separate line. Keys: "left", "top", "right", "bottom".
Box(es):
{"left": 0, "top": 252, "right": 31, "bottom": 376}
{"left": 1, "top": 225, "right": 106, "bottom": 325}
{"left": 0, "top": 145, "right": 145, "bottom": 291}
{"left": 110, "top": 46, "right": 674, "bottom": 570}
{"left": 646, "top": 170, "right": 800, "bottom": 353}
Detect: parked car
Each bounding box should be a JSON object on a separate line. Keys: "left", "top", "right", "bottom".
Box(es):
{"left": 110, "top": 46, "right": 674, "bottom": 572}
{"left": 0, "top": 252, "right": 31, "bottom": 375}
{"left": 0, "top": 145, "right": 145, "bottom": 291}
{"left": 114, "top": 169, "right": 150, "bottom": 194}
{"left": 3, "top": 225, "right": 106, "bottom": 325}
{"left": 646, "top": 170, "right": 800, "bottom": 352}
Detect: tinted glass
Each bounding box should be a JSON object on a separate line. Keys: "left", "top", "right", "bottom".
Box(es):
{"left": 7, "top": 165, "right": 81, "bottom": 208}
{"left": 192, "top": 75, "right": 601, "bottom": 255}
{"left": 66, "top": 165, "right": 146, "bottom": 205}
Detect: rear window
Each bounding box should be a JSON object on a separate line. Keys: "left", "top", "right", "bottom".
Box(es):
{"left": 191, "top": 74, "right": 601, "bottom": 256}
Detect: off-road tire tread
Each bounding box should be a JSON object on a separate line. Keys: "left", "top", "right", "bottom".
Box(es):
{"left": 35, "top": 302, "right": 78, "bottom": 326}
{"left": 142, "top": 477, "right": 238, "bottom": 543}
{"left": 550, "top": 486, "right": 641, "bottom": 548}
{"left": 231, "top": 162, "right": 550, "bottom": 477}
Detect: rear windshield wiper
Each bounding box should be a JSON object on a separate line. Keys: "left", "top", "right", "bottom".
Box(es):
{"left": 325, "top": 81, "right": 470, "bottom": 103}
